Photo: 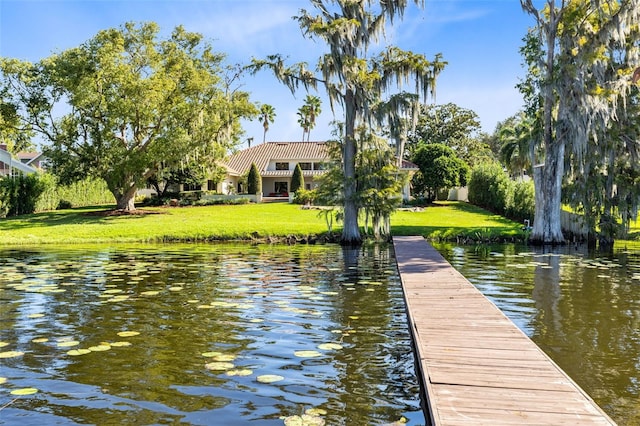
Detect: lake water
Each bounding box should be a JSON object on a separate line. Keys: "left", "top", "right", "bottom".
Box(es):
{"left": 435, "top": 242, "right": 640, "bottom": 425}
{"left": 0, "top": 244, "right": 424, "bottom": 426}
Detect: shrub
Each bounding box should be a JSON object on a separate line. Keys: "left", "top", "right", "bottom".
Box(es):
{"left": 290, "top": 163, "right": 305, "bottom": 194}
{"left": 0, "top": 174, "right": 45, "bottom": 217}
{"left": 468, "top": 162, "right": 510, "bottom": 214}
{"left": 35, "top": 174, "right": 113, "bottom": 211}
{"left": 57, "top": 199, "right": 73, "bottom": 210}
{"left": 193, "top": 197, "right": 251, "bottom": 206}
{"left": 247, "top": 163, "right": 261, "bottom": 195}
{"left": 293, "top": 188, "right": 317, "bottom": 205}
{"left": 506, "top": 179, "right": 535, "bottom": 223}
{"left": 411, "top": 143, "right": 469, "bottom": 202}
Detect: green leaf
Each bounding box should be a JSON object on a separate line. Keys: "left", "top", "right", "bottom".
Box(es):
{"left": 10, "top": 388, "right": 38, "bottom": 396}
{"left": 0, "top": 351, "right": 24, "bottom": 358}
{"left": 256, "top": 374, "right": 284, "bottom": 383}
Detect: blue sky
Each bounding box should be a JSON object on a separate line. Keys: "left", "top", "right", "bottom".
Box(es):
{"left": 1, "top": 0, "right": 536, "bottom": 146}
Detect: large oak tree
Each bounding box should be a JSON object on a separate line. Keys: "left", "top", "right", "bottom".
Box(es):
{"left": 0, "top": 22, "right": 257, "bottom": 210}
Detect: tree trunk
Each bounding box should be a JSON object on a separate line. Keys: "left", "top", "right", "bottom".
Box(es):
{"left": 341, "top": 88, "right": 362, "bottom": 246}
{"left": 599, "top": 147, "right": 617, "bottom": 247}
{"left": 114, "top": 184, "right": 138, "bottom": 211}
{"left": 530, "top": 11, "right": 565, "bottom": 245}
{"left": 530, "top": 140, "right": 565, "bottom": 244}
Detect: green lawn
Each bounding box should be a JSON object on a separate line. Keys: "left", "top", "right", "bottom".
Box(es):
{"left": 0, "top": 201, "right": 525, "bottom": 245}
{"left": 391, "top": 201, "right": 522, "bottom": 241}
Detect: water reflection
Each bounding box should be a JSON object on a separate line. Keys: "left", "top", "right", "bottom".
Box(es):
{"left": 435, "top": 243, "right": 640, "bottom": 425}
{"left": 0, "top": 244, "right": 423, "bottom": 426}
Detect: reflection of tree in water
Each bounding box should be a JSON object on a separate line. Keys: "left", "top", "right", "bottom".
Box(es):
{"left": 545, "top": 250, "right": 640, "bottom": 424}
{"left": 323, "top": 245, "right": 421, "bottom": 425}
{"left": 0, "top": 244, "right": 422, "bottom": 425}
{"left": 439, "top": 243, "right": 640, "bottom": 425}
{"left": 531, "top": 252, "right": 564, "bottom": 347}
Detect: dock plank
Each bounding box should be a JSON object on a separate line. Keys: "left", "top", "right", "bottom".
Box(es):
{"left": 393, "top": 236, "right": 616, "bottom": 425}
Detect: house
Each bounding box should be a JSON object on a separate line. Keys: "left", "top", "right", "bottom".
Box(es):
{"left": 217, "top": 141, "right": 418, "bottom": 201}
{"left": 0, "top": 144, "right": 42, "bottom": 177}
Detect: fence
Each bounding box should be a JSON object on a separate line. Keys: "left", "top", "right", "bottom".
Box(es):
{"left": 560, "top": 211, "right": 590, "bottom": 241}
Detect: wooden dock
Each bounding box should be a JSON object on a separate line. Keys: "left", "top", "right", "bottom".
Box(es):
{"left": 393, "top": 236, "right": 616, "bottom": 425}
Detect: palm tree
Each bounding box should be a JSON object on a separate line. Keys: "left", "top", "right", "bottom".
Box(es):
{"left": 297, "top": 105, "right": 311, "bottom": 142}
{"left": 499, "top": 113, "right": 537, "bottom": 179}
{"left": 302, "top": 95, "right": 322, "bottom": 141}
{"left": 260, "top": 104, "right": 276, "bottom": 143}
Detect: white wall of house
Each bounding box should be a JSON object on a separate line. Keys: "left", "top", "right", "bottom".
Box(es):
{"left": 447, "top": 187, "right": 469, "bottom": 202}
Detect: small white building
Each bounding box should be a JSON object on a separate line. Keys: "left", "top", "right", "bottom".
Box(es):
{"left": 0, "top": 144, "right": 42, "bottom": 176}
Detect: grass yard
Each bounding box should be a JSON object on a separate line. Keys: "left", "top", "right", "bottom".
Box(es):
{"left": 0, "top": 201, "right": 524, "bottom": 245}
{"left": 392, "top": 201, "right": 522, "bottom": 241}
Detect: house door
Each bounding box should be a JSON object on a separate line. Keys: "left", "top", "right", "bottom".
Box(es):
{"left": 274, "top": 181, "right": 288, "bottom": 195}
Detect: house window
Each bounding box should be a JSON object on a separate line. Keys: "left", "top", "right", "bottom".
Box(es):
{"left": 314, "top": 162, "right": 326, "bottom": 171}
{"left": 305, "top": 183, "right": 311, "bottom": 190}
{"left": 275, "top": 162, "right": 289, "bottom": 171}
{"left": 183, "top": 183, "right": 201, "bottom": 191}
{"left": 207, "top": 180, "right": 216, "bottom": 191}
{"left": 299, "top": 162, "right": 312, "bottom": 170}
{"left": 274, "top": 181, "right": 288, "bottom": 194}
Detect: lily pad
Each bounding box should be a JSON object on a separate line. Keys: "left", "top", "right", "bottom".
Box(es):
{"left": 0, "top": 342, "right": 9, "bottom": 348}
{"left": 294, "top": 350, "right": 322, "bottom": 358}
{"left": 31, "top": 338, "right": 49, "bottom": 343}
{"left": 0, "top": 351, "right": 24, "bottom": 359}
{"left": 67, "top": 349, "right": 91, "bottom": 356}
{"left": 283, "top": 414, "right": 325, "bottom": 426}
{"left": 317, "top": 343, "right": 343, "bottom": 351}
{"left": 205, "top": 362, "right": 235, "bottom": 371}
{"left": 117, "top": 331, "right": 140, "bottom": 337}
{"left": 306, "top": 408, "right": 327, "bottom": 416}
{"left": 140, "top": 291, "right": 160, "bottom": 296}
{"left": 168, "top": 286, "right": 184, "bottom": 291}
{"left": 10, "top": 387, "right": 38, "bottom": 396}
{"left": 202, "top": 351, "right": 223, "bottom": 357}
{"left": 256, "top": 374, "right": 284, "bottom": 384}
{"left": 107, "top": 295, "right": 129, "bottom": 302}
{"left": 212, "top": 354, "right": 237, "bottom": 362}
{"left": 226, "top": 369, "right": 253, "bottom": 377}
{"left": 0, "top": 377, "right": 7, "bottom": 384}
{"left": 110, "top": 341, "right": 132, "bottom": 347}
{"left": 88, "top": 344, "right": 111, "bottom": 352}
{"left": 57, "top": 341, "right": 80, "bottom": 348}
{"left": 27, "top": 313, "right": 45, "bottom": 318}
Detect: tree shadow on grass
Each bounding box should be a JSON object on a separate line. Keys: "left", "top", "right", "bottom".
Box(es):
{"left": 0, "top": 205, "right": 164, "bottom": 231}
{"left": 391, "top": 202, "right": 522, "bottom": 239}
{"left": 390, "top": 224, "right": 521, "bottom": 239}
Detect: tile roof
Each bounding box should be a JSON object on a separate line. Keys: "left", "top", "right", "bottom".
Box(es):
{"left": 401, "top": 159, "right": 419, "bottom": 170}
{"left": 17, "top": 152, "right": 43, "bottom": 165}
{"left": 224, "top": 142, "right": 329, "bottom": 175}
{"left": 222, "top": 141, "right": 418, "bottom": 176}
